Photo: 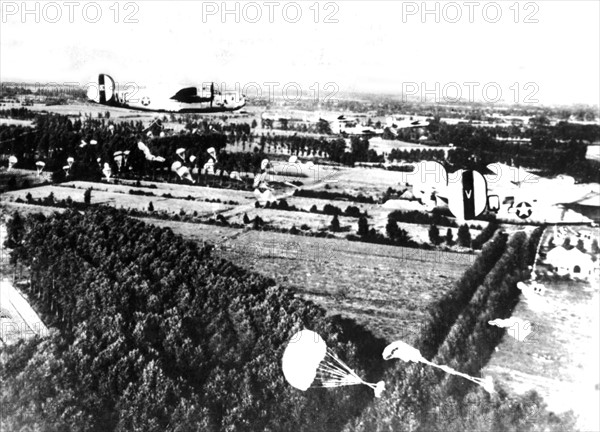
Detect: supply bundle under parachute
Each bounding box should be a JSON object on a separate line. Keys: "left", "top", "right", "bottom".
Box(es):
{"left": 138, "top": 141, "right": 166, "bottom": 162}
{"left": 171, "top": 161, "right": 194, "bottom": 183}
{"left": 114, "top": 151, "right": 125, "bottom": 172}
{"left": 8, "top": 155, "right": 18, "bottom": 171}
{"left": 383, "top": 340, "right": 495, "bottom": 394}
{"left": 282, "top": 330, "right": 385, "bottom": 397}
{"left": 35, "top": 161, "right": 45, "bottom": 176}
{"left": 102, "top": 163, "right": 112, "bottom": 181}
{"left": 202, "top": 147, "right": 218, "bottom": 174}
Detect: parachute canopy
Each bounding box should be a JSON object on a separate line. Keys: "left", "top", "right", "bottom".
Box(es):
{"left": 488, "top": 317, "right": 533, "bottom": 342}
{"left": 67, "top": 157, "right": 74, "bottom": 167}
{"left": 261, "top": 158, "right": 270, "bottom": 170}
{"left": 282, "top": 330, "right": 385, "bottom": 397}
{"left": 282, "top": 330, "right": 326, "bottom": 391}
{"left": 171, "top": 161, "right": 194, "bottom": 183}
{"left": 102, "top": 163, "right": 112, "bottom": 180}
{"left": 138, "top": 141, "right": 165, "bottom": 162}
{"left": 35, "top": 161, "right": 45, "bottom": 175}
{"left": 8, "top": 155, "right": 18, "bottom": 170}
{"left": 382, "top": 340, "right": 423, "bottom": 362}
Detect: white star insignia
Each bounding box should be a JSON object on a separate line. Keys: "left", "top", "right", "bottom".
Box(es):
{"left": 515, "top": 202, "right": 532, "bottom": 219}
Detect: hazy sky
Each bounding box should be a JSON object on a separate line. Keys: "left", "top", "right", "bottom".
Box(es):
{"left": 1, "top": 1, "right": 599, "bottom": 106}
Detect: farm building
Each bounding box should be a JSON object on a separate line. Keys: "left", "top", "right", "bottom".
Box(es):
{"left": 545, "top": 246, "right": 595, "bottom": 280}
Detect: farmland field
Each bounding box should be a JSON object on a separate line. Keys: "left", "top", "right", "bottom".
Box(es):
{"left": 145, "top": 217, "right": 476, "bottom": 343}
{"left": 483, "top": 280, "right": 599, "bottom": 431}
{"left": 1, "top": 184, "right": 235, "bottom": 216}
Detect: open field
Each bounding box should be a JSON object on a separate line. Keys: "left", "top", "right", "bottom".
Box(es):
{"left": 317, "top": 166, "right": 404, "bottom": 197}
{"left": 63, "top": 180, "right": 256, "bottom": 203}
{"left": 483, "top": 225, "right": 600, "bottom": 431}
{"left": 1, "top": 184, "right": 234, "bottom": 216}
{"left": 0, "top": 118, "right": 34, "bottom": 126}
{"left": 144, "top": 218, "right": 476, "bottom": 343}
{"left": 483, "top": 280, "right": 599, "bottom": 431}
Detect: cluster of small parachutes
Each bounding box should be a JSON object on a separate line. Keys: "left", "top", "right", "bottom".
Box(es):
{"left": 282, "top": 329, "right": 495, "bottom": 398}
{"left": 6, "top": 156, "right": 58, "bottom": 178}
{"left": 252, "top": 155, "right": 308, "bottom": 204}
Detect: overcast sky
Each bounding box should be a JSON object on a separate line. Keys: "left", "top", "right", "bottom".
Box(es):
{"left": 1, "top": 1, "right": 599, "bottom": 106}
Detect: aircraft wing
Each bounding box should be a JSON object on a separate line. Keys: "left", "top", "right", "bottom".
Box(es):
{"left": 170, "top": 86, "right": 212, "bottom": 103}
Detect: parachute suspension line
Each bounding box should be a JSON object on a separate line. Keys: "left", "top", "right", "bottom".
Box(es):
{"left": 315, "top": 350, "right": 379, "bottom": 390}
{"left": 420, "top": 358, "right": 492, "bottom": 391}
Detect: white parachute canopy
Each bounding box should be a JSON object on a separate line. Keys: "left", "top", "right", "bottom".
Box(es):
{"left": 282, "top": 330, "right": 385, "bottom": 397}
{"left": 114, "top": 151, "right": 124, "bottom": 171}
{"left": 67, "top": 157, "right": 74, "bottom": 168}
{"left": 137, "top": 141, "right": 165, "bottom": 162}
{"left": 102, "top": 163, "right": 112, "bottom": 181}
{"left": 203, "top": 159, "right": 215, "bottom": 175}
{"left": 261, "top": 158, "right": 270, "bottom": 171}
{"left": 171, "top": 161, "right": 194, "bottom": 183}
{"left": 189, "top": 155, "right": 197, "bottom": 164}
{"left": 8, "top": 155, "right": 18, "bottom": 171}
{"left": 90, "top": 139, "right": 98, "bottom": 145}
{"left": 488, "top": 317, "right": 533, "bottom": 342}
{"left": 516, "top": 281, "right": 550, "bottom": 313}
{"left": 207, "top": 147, "right": 218, "bottom": 162}
{"left": 36, "top": 161, "right": 45, "bottom": 176}
{"left": 176, "top": 148, "right": 186, "bottom": 160}
{"left": 79, "top": 139, "right": 88, "bottom": 148}
{"left": 383, "top": 340, "right": 495, "bottom": 394}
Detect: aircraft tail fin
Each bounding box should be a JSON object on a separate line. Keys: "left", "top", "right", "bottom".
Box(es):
{"left": 87, "top": 73, "right": 116, "bottom": 105}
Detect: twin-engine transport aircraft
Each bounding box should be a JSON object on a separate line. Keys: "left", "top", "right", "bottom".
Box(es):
{"left": 87, "top": 73, "right": 246, "bottom": 113}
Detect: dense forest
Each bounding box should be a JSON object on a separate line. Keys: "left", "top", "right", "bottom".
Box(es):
{"left": 2, "top": 208, "right": 385, "bottom": 431}
{"left": 2, "top": 210, "right": 576, "bottom": 431}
